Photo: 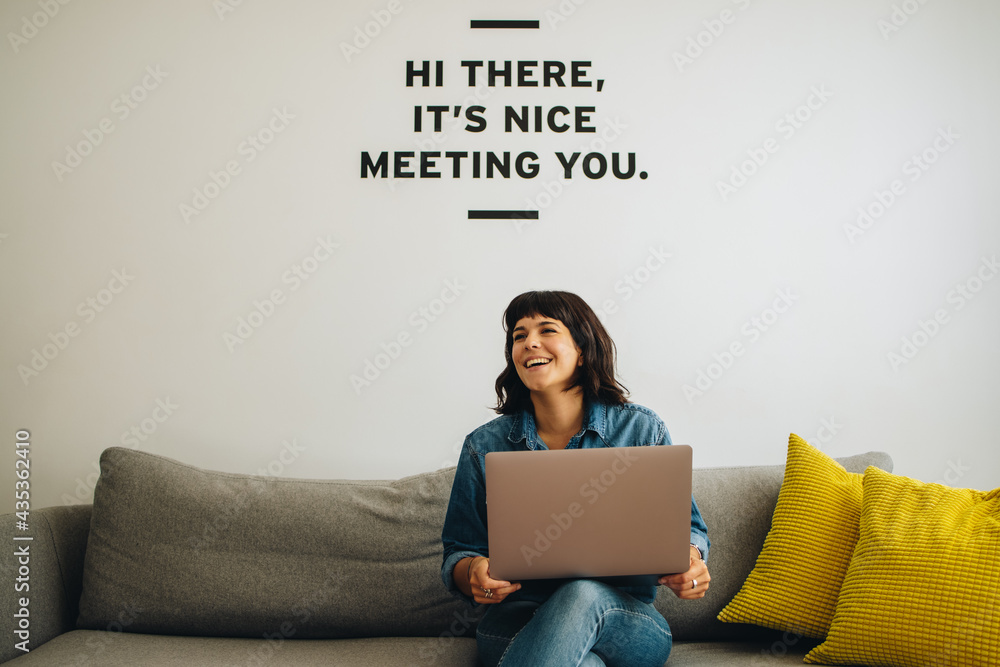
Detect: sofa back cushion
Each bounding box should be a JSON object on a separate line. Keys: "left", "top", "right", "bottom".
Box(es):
{"left": 653, "top": 449, "right": 893, "bottom": 642}
{"left": 77, "top": 447, "right": 478, "bottom": 639}
{"left": 79, "top": 446, "right": 893, "bottom": 644}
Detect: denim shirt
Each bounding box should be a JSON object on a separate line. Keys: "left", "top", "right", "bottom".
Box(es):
{"left": 440, "top": 399, "right": 710, "bottom": 606}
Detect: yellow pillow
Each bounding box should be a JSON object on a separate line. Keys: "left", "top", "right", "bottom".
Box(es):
{"left": 805, "top": 467, "right": 1000, "bottom": 666}
{"left": 717, "top": 434, "right": 867, "bottom": 638}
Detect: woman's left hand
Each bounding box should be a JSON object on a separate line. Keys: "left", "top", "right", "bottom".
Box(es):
{"left": 659, "top": 545, "right": 710, "bottom": 599}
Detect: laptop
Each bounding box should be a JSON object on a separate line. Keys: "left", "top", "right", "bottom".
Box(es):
{"left": 485, "top": 445, "right": 693, "bottom": 584}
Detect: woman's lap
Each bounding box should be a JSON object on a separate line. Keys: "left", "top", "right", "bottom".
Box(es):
{"left": 476, "top": 579, "right": 672, "bottom": 667}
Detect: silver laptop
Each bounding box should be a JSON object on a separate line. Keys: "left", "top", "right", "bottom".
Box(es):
{"left": 485, "top": 445, "right": 692, "bottom": 583}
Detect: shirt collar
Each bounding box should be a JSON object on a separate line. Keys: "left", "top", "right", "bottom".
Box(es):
{"left": 507, "top": 398, "right": 608, "bottom": 449}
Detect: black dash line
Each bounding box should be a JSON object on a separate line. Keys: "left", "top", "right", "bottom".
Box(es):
{"left": 470, "top": 20, "right": 539, "bottom": 29}
{"left": 469, "top": 210, "right": 539, "bottom": 220}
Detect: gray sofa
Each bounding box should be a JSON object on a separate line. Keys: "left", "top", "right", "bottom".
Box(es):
{"left": 1, "top": 446, "right": 891, "bottom": 666}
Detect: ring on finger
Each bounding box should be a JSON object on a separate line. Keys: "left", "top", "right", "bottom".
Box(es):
{"left": 484, "top": 588, "right": 493, "bottom": 599}
{"left": 692, "top": 579, "right": 698, "bottom": 589}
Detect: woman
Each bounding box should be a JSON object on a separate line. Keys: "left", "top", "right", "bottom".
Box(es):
{"left": 440, "top": 291, "right": 710, "bottom": 666}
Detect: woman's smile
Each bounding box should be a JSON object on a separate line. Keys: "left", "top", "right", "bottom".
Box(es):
{"left": 511, "top": 316, "right": 582, "bottom": 393}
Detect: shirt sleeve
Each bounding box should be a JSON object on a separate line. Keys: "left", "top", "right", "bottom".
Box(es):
{"left": 440, "top": 436, "right": 489, "bottom": 605}
{"left": 659, "top": 417, "right": 711, "bottom": 563}
{"left": 689, "top": 497, "right": 710, "bottom": 563}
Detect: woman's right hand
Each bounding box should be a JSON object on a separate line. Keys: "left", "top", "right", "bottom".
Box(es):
{"left": 468, "top": 556, "right": 521, "bottom": 604}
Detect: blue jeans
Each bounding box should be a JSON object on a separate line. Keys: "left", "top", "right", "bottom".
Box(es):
{"left": 475, "top": 580, "right": 673, "bottom": 667}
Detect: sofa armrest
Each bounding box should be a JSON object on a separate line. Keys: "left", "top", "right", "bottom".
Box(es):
{"left": 1, "top": 504, "right": 91, "bottom": 663}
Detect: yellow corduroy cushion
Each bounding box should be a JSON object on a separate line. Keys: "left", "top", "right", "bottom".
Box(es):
{"left": 716, "top": 434, "right": 868, "bottom": 639}
{"left": 805, "top": 466, "right": 1000, "bottom": 666}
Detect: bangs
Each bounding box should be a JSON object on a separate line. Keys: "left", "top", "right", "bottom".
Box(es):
{"left": 494, "top": 289, "right": 629, "bottom": 412}
{"left": 503, "top": 291, "right": 575, "bottom": 332}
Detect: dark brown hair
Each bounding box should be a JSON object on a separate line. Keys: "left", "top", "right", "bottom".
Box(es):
{"left": 493, "top": 291, "right": 629, "bottom": 414}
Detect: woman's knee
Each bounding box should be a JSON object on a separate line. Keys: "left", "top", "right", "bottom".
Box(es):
{"left": 591, "top": 606, "right": 672, "bottom": 667}
{"left": 550, "top": 579, "right": 621, "bottom": 609}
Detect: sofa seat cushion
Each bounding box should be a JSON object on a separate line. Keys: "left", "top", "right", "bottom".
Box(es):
{"left": 1, "top": 631, "right": 479, "bottom": 666}
{"left": 77, "top": 447, "right": 480, "bottom": 639}
{"left": 4, "top": 630, "right": 875, "bottom": 667}
{"left": 668, "top": 639, "right": 837, "bottom": 666}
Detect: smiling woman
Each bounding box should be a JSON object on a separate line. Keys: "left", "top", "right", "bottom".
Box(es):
{"left": 494, "top": 291, "right": 629, "bottom": 423}
{"left": 510, "top": 316, "right": 583, "bottom": 409}
{"left": 440, "top": 290, "right": 712, "bottom": 667}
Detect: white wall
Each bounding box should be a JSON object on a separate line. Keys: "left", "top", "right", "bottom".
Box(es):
{"left": 2, "top": 0, "right": 998, "bottom": 510}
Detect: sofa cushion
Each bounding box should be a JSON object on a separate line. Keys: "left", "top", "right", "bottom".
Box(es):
{"left": 653, "top": 446, "right": 893, "bottom": 642}
{"left": 2, "top": 630, "right": 480, "bottom": 667}
{"left": 805, "top": 467, "right": 999, "bottom": 666}
{"left": 0, "top": 630, "right": 831, "bottom": 667}
{"left": 77, "top": 447, "right": 481, "bottom": 639}
{"left": 715, "top": 435, "right": 868, "bottom": 638}
{"left": 0, "top": 504, "right": 91, "bottom": 665}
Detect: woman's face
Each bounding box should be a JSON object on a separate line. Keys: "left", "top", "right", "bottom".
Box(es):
{"left": 510, "top": 315, "right": 583, "bottom": 395}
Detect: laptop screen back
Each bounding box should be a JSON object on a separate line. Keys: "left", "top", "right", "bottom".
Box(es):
{"left": 485, "top": 445, "right": 692, "bottom": 582}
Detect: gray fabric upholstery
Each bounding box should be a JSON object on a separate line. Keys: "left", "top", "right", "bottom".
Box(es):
{"left": 77, "top": 447, "right": 480, "bottom": 639}
{"left": 653, "top": 450, "right": 893, "bottom": 642}
{"left": 2, "top": 446, "right": 892, "bottom": 665}
{"left": 2, "top": 630, "right": 480, "bottom": 666}
{"left": 668, "top": 639, "right": 826, "bottom": 665}
{"left": 0, "top": 505, "right": 91, "bottom": 665}
{"left": 0, "top": 630, "right": 847, "bottom": 666}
